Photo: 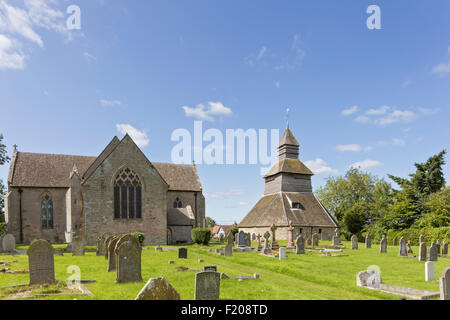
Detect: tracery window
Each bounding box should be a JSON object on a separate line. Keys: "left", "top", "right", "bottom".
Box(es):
{"left": 114, "top": 167, "right": 142, "bottom": 219}
{"left": 173, "top": 197, "right": 182, "bottom": 208}
{"left": 41, "top": 194, "right": 54, "bottom": 229}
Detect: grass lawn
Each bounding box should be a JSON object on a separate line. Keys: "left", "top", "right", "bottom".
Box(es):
{"left": 0, "top": 241, "right": 448, "bottom": 300}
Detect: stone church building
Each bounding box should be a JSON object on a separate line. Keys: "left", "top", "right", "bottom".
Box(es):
{"left": 5, "top": 134, "right": 205, "bottom": 245}
{"left": 239, "top": 125, "right": 339, "bottom": 241}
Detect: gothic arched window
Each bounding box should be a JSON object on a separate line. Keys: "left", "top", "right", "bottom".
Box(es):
{"left": 173, "top": 197, "right": 182, "bottom": 208}
{"left": 41, "top": 194, "right": 54, "bottom": 229}
{"left": 114, "top": 167, "right": 142, "bottom": 219}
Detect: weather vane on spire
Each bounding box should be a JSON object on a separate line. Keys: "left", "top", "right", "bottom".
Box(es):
{"left": 286, "top": 107, "right": 290, "bottom": 128}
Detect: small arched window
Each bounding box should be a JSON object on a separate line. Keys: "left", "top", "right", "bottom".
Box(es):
{"left": 41, "top": 194, "right": 54, "bottom": 229}
{"left": 173, "top": 197, "right": 182, "bottom": 208}
{"left": 114, "top": 167, "right": 142, "bottom": 219}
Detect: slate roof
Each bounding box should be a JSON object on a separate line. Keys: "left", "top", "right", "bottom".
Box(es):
{"left": 238, "top": 192, "right": 338, "bottom": 228}
{"left": 152, "top": 162, "right": 202, "bottom": 192}
{"left": 264, "top": 158, "right": 314, "bottom": 178}
{"left": 167, "top": 206, "right": 195, "bottom": 226}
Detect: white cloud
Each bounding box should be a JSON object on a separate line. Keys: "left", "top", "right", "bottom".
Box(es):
{"left": 377, "top": 138, "right": 405, "bottom": 147}
{"left": 336, "top": 144, "right": 371, "bottom": 152}
{"left": 274, "top": 81, "right": 280, "bottom": 89}
{"left": 275, "top": 33, "right": 306, "bottom": 71}
{"left": 304, "top": 158, "right": 339, "bottom": 175}
{"left": 257, "top": 46, "right": 267, "bottom": 60}
{"left": 355, "top": 115, "right": 370, "bottom": 123}
{"left": 432, "top": 61, "right": 450, "bottom": 75}
{"left": 419, "top": 108, "right": 439, "bottom": 116}
{"left": 350, "top": 160, "right": 383, "bottom": 170}
{"left": 205, "top": 189, "right": 245, "bottom": 200}
{"left": 182, "top": 101, "right": 232, "bottom": 122}
{"left": 116, "top": 124, "right": 149, "bottom": 148}
{"left": 0, "top": 34, "right": 25, "bottom": 70}
{"left": 354, "top": 106, "right": 418, "bottom": 126}
{"left": 366, "top": 105, "right": 390, "bottom": 116}
{"left": 83, "top": 52, "right": 97, "bottom": 61}
{"left": 100, "top": 99, "right": 122, "bottom": 107}
{"left": 341, "top": 106, "right": 359, "bottom": 116}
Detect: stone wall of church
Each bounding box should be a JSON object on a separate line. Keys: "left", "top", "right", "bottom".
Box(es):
{"left": 239, "top": 226, "right": 335, "bottom": 241}
{"left": 168, "top": 226, "right": 193, "bottom": 244}
{"left": 82, "top": 136, "right": 168, "bottom": 246}
{"left": 5, "top": 187, "right": 67, "bottom": 244}
{"left": 167, "top": 190, "right": 205, "bottom": 228}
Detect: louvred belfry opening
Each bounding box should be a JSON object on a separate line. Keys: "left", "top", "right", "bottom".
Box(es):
{"left": 114, "top": 167, "right": 142, "bottom": 219}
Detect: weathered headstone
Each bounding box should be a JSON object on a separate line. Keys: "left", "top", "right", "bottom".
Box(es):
{"left": 27, "top": 239, "right": 55, "bottom": 285}
{"left": 407, "top": 240, "right": 413, "bottom": 254}
{"left": 419, "top": 242, "right": 427, "bottom": 261}
{"left": 279, "top": 247, "right": 286, "bottom": 260}
{"left": 178, "top": 248, "right": 187, "bottom": 259}
{"left": 398, "top": 237, "right": 407, "bottom": 256}
{"left": 218, "top": 233, "right": 225, "bottom": 243}
{"left": 332, "top": 234, "right": 340, "bottom": 246}
{"left": 251, "top": 233, "right": 256, "bottom": 241}
{"left": 238, "top": 231, "right": 246, "bottom": 247}
{"left": 116, "top": 240, "right": 142, "bottom": 283}
{"left": 107, "top": 236, "right": 120, "bottom": 271}
{"left": 436, "top": 239, "right": 441, "bottom": 256}
{"left": 104, "top": 235, "right": 114, "bottom": 260}
{"left": 440, "top": 267, "right": 450, "bottom": 300}
{"left": 295, "top": 235, "right": 305, "bottom": 254}
{"left": 245, "top": 233, "right": 251, "bottom": 247}
{"left": 135, "top": 277, "right": 180, "bottom": 300}
{"left": 425, "top": 262, "right": 435, "bottom": 281}
{"left": 429, "top": 243, "right": 438, "bottom": 261}
{"left": 235, "top": 233, "right": 239, "bottom": 246}
{"left": 287, "top": 220, "right": 295, "bottom": 248}
{"left": 270, "top": 224, "right": 279, "bottom": 251}
{"left": 442, "top": 241, "right": 448, "bottom": 256}
{"left": 419, "top": 235, "right": 425, "bottom": 244}
{"left": 72, "top": 234, "right": 85, "bottom": 256}
{"left": 96, "top": 235, "right": 104, "bottom": 256}
{"left": 351, "top": 235, "right": 358, "bottom": 250}
{"left": 263, "top": 231, "right": 271, "bottom": 254}
{"left": 380, "top": 236, "right": 387, "bottom": 253}
{"left": 195, "top": 271, "right": 221, "bottom": 300}
{"left": 204, "top": 265, "right": 217, "bottom": 272}
{"left": 2, "top": 234, "right": 16, "bottom": 252}
{"left": 312, "top": 233, "right": 319, "bottom": 248}
{"left": 256, "top": 234, "right": 262, "bottom": 251}
{"left": 365, "top": 234, "right": 371, "bottom": 249}
{"left": 356, "top": 270, "right": 382, "bottom": 289}
{"left": 224, "top": 243, "right": 233, "bottom": 257}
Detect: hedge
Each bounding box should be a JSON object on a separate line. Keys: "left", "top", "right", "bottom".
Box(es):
{"left": 385, "top": 227, "right": 449, "bottom": 246}
{"left": 191, "top": 228, "right": 211, "bottom": 245}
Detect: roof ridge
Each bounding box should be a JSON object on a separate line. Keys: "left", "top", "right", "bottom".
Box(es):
{"left": 17, "top": 151, "right": 96, "bottom": 158}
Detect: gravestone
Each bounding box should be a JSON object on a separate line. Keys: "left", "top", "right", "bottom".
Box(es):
{"left": 270, "top": 224, "right": 279, "bottom": 251}
{"left": 256, "top": 234, "right": 262, "bottom": 251}
{"left": 135, "top": 277, "right": 180, "bottom": 300}
{"left": 380, "top": 236, "right": 387, "bottom": 253}
{"left": 195, "top": 271, "right": 221, "bottom": 300}
{"left": 425, "top": 262, "right": 435, "bottom": 281}
{"left": 0, "top": 235, "right": 3, "bottom": 252}
{"left": 279, "top": 247, "right": 286, "bottom": 260}
{"left": 235, "top": 233, "right": 239, "bottom": 246}
{"left": 351, "top": 235, "right": 358, "bottom": 250}
{"left": 393, "top": 237, "right": 398, "bottom": 246}
{"left": 238, "top": 231, "right": 246, "bottom": 247}
{"left": 429, "top": 243, "right": 438, "bottom": 261}
{"left": 419, "top": 242, "right": 427, "bottom": 262}
{"left": 104, "top": 235, "right": 114, "bottom": 260}
{"left": 178, "top": 248, "right": 187, "bottom": 259}
{"left": 204, "top": 266, "right": 217, "bottom": 272}
{"left": 2, "top": 234, "right": 16, "bottom": 252}
{"left": 399, "top": 237, "right": 407, "bottom": 256}
{"left": 96, "top": 235, "right": 104, "bottom": 256}
{"left": 116, "top": 240, "right": 142, "bottom": 283}
{"left": 263, "top": 231, "right": 271, "bottom": 254}
{"left": 72, "top": 234, "right": 85, "bottom": 256}
{"left": 442, "top": 242, "right": 448, "bottom": 256}
{"left": 245, "top": 233, "right": 251, "bottom": 247}
{"left": 224, "top": 243, "right": 233, "bottom": 257}
{"left": 332, "top": 234, "right": 340, "bottom": 246}
{"left": 251, "top": 233, "right": 256, "bottom": 241}
{"left": 365, "top": 234, "right": 371, "bottom": 249}
{"left": 419, "top": 235, "right": 425, "bottom": 244}
{"left": 218, "top": 233, "right": 225, "bottom": 243}
{"left": 407, "top": 240, "right": 413, "bottom": 254}
{"left": 356, "top": 270, "right": 382, "bottom": 289}
{"left": 287, "top": 220, "right": 295, "bottom": 248}
{"left": 27, "top": 239, "right": 55, "bottom": 285}
{"left": 436, "top": 240, "right": 441, "bottom": 256}
{"left": 440, "top": 267, "right": 450, "bottom": 300}
{"left": 306, "top": 238, "right": 312, "bottom": 246}
{"left": 107, "top": 236, "right": 120, "bottom": 272}
{"left": 312, "top": 233, "right": 319, "bottom": 248}
{"left": 296, "top": 235, "right": 305, "bottom": 254}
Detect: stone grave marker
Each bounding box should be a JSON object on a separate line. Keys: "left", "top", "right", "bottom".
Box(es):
{"left": 256, "top": 234, "right": 262, "bottom": 251}
{"left": 72, "top": 234, "right": 85, "bottom": 256}
{"left": 96, "top": 235, "right": 104, "bottom": 256}
{"left": 419, "top": 235, "right": 425, "bottom": 244}
{"left": 178, "top": 248, "right": 187, "bottom": 259}
{"left": 419, "top": 242, "right": 427, "bottom": 262}
{"left": 263, "top": 231, "right": 271, "bottom": 254}
{"left": 442, "top": 241, "right": 448, "bottom": 256}
{"left": 365, "top": 234, "right": 371, "bottom": 249}
{"left": 27, "top": 239, "right": 55, "bottom": 285}
{"left": 436, "top": 239, "right": 441, "bottom": 256}
{"left": 224, "top": 243, "right": 233, "bottom": 257}
{"left": 425, "top": 262, "right": 434, "bottom": 281}
{"left": 238, "top": 231, "right": 246, "bottom": 247}
{"left": 279, "top": 247, "right": 286, "bottom": 260}
{"left": 399, "top": 237, "right": 407, "bottom": 256}
{"left": 407, "top": 240, "right": 413, "bottom": 254}
{"left": 245, "top": 233, "right": 251, "bottom": 247}
{"left": 287, "top": 220, "right": 295, "bottom": 248}
{"left": 251, "top": 233, "right": 256, "bottom": 241}
{"left": 195, "top": 271, "right": 221, "bottom": 300}
{"left": 351, "top": 235, "right": 358, "bottom": 250}
{"left": 2, "top": 234, "right": 16, "bottom": 252}
{"left": 135, "top": 277, "right": 180, "bottom": 300}
{"left": 312, "top": 233, "right": 319, "bottom": 248}
{"left": 270, "top": 224, "right": 279, "bottom": 251}
{"left": 204, "top": 265, "right": 217, "bottom": 272}
{"left": 440, "top": 267, "right": 450, "bottom": 300}
{"left": 116, "top": 240, "right": 142, "bottom": 283}
{"left": 296, "top": 235, "right": 305, "bottom": 254}
{"left": 429, "top": 243, "right": 438, "bottom": 261}
{"left": 104, "top": 235, "right": 114, "bottom": 260}
{"left": 107, "top": 236, "right": 120, "bottom": 272}
{"left": 380, "top": 236, "right": 387, "bottom": 253}
{"left": 332, "top": 234, "right": 340, "bottom": 246}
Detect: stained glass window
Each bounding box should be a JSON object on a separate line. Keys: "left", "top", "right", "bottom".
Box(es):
{"left": 41, "top": 194, "right": 54, "bottom": 229}
{"left": 114, "top": 168, "right": 142, "bottom": 219}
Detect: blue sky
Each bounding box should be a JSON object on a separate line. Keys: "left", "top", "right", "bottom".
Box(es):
{"left": 0, "top": 0, "right": 449, "bottom": 224}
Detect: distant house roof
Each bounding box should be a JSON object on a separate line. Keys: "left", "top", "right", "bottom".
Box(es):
{"left": 8, "top": 138, "right": 202, "bottom": 192}
{"left": 264, "top": 158, "right": 314, "bottom": 178}
{"left": 238, "top": 192, "right": 339, "bottom": 228}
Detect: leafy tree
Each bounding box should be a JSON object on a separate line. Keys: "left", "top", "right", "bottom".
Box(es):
{"left": 205, "top": 217, "right": 216, "bottom": 227}
{"left": 0, "top": 134, "right": 10, "bottom": 220}
{"left": 416, "top": 187, "right": 450, "bottom": 228}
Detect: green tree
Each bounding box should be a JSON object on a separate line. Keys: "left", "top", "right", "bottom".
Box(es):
{"left": 0, "top": 134, "right": 10, "bottom": 220}
{"left": 205, "top": 217, "right": 216, "bottom": 227}
{"left": 416, "top": 187, "right": 450, "bottom": 228}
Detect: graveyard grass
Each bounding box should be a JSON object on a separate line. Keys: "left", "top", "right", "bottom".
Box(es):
{"left": 0, "top": 241, "right": 448, "bottom": 300}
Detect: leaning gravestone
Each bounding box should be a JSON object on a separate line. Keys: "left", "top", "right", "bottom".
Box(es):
{"left": 279, "top": 247, "right": 286, "bottom": 260}
{"left": 429, "top": 243, "right": 438, "bottom": 262}
{"left": 178, "top": 248, "right": 188, "bottom": 259}
{"left": 2, "top": 234, "right": 16, "bottom": 252}
{"left": 72, "top": 234, "right": 85, "bottom": 256}
{"left": 440, "top": 268, "right": 450, "bottom": 301}
{"left": 365, "top": 234, "right": 371, "bottom": 249}
{"left": 442, "top": 242, "right": 448, "bottom": 256}
{"left": 107, "top": 236, "right": 120, "bottom": 272}
{"left": 351, "top": 235, "right": 358, "bottom": 250}
{"left": 296, "top": 235, "right": 305, "bottom": 254}
{"left": 425, "top": 262, "right": 435, "bottom": 281}
{"left": 27, "top": 239, "right": 55, "bottom": 285}
{"left": 238, "top": 231, "right": 246, "bottom": 247}
{"left": 195, "top": 271, "right": 221, "bottom": 300}
{"left": 380, "top": 236, "right": 387, "bottom": 253}
{"left": 116, "top": 240, "right": 142, "bottom": 283}
{"left": 312, "top": 233, "right": 319, "bottom": 248}
{"left": 399, "top": 237, "right": 407, "bottom": 256}
{"left": 136, "top": 277, "right": 180, "bottom": 300}
{"left": 419, "top": 242, "right": 427, "bottom": 262}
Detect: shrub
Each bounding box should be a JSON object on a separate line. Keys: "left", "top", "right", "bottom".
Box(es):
{"left": 131, "top": 232, "right": 145, "bottom": 245}
{"left": 191, "top": 228, "right": 211, "bottom": 245}
{"left": 386, "top": 226, "right": 449, "bottom": 246}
